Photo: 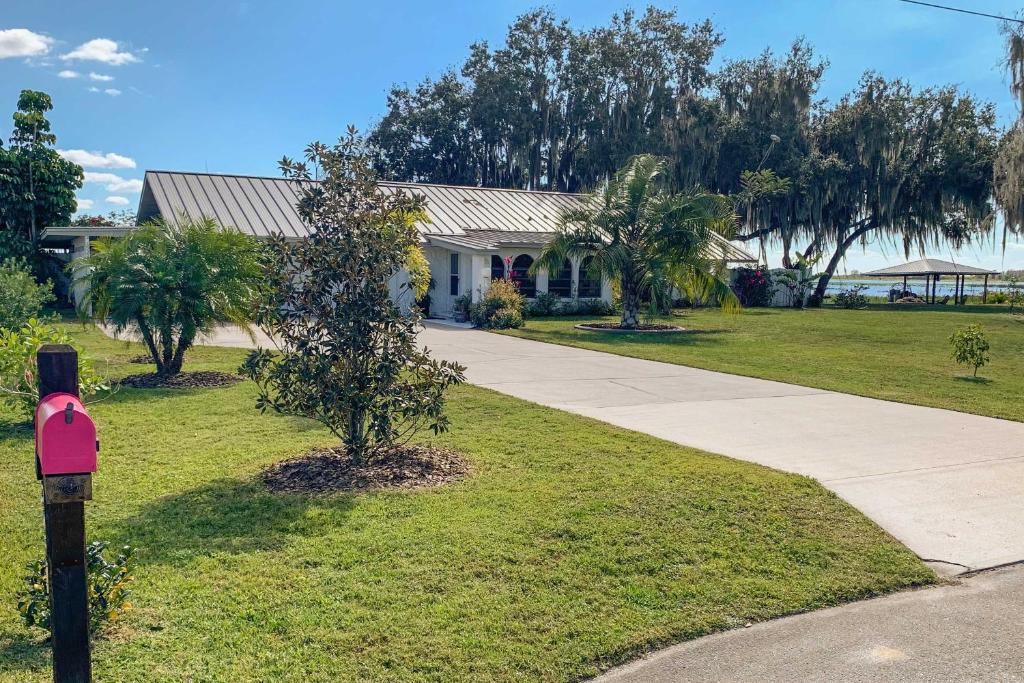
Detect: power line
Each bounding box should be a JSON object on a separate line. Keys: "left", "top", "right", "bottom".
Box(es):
{"left": 894, "top": 0, "right": 1024, "bottom": 24}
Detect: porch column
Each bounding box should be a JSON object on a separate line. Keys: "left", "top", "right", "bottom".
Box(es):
{"left": 70, "top": 236, "right": 92, "bottom": 314}
{"left": 535, "top": 262, "right": 549, "bottom": 296}
{"left": 469, "top": 253, "right": 489, "bottom": 303}
{"left": 983, "top": 274, "right": 989, "bottom": 304}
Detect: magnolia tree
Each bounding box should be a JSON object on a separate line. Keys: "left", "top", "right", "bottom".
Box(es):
{"left": 241, "top": 130, "right": 466, "bottom": 463}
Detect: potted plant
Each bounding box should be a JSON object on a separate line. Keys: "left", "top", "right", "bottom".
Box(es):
{"left": 453, "top": 294, "right": 472, "bottom": 322}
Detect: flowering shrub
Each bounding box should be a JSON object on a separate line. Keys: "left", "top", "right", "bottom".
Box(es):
{"left": 731, "top": 267, "right": 774, "bottom": 307}
{"left": 470, "top": 279, "right": 525, "bottom": 328}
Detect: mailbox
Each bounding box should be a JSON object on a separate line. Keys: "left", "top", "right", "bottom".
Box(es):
{"left": 35, "top": 392, "right": 97, "bottom": 476}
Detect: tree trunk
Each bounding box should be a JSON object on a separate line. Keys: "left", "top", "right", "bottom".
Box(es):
{"left": 620, "top": 277, "right": 640, "bottom": 329}
{"left": 167, "top": 332, "right": 194, "bottom": 376}
{"left": 136, "top": 317, "right": 164, "bottom": 375}
{"left": 807, "top": 221, "right": 874, "bottom": 307}
{"left": 347, "top": 407, "right": 367, "bottom": 465}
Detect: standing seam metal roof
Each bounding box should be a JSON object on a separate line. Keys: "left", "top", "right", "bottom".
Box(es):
{"left": 135, "top": 170, "right": 756, "bottom": 262}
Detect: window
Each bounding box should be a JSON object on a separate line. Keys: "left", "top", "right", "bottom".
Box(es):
{"left": 578, "top": 256, "right": 601, "bottom": 298}
{"left": 491, "top": 255, "right": 505, "bottom": 281}
{"left": 509, "top": 254, "right": 535, "bottom": 298}
{"left": 449, "top": 253, "right": 460, "bottom": 296}
{"left": 547, "top": 258, "right": 572, "bottom": 297}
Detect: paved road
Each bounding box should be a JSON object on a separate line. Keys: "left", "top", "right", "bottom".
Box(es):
{"left": 594, "top": 565, "right": 1024, "bottom": 683}
{"left": 415, "top": 323, "right": 1024, "bottom": 577}
{"left": 188, "top": 322, "right": 1024, "bottom": 576}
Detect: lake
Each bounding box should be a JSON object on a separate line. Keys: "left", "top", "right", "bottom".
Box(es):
{"left": 828, "top": 278, "right": 1016, "bottom": 298}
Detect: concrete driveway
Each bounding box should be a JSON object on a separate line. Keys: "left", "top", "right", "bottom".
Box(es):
{"left": 594, "top": 565, "right": 1024, "bottom": 683}
{"left": 415, "top": 323, "right": 1024, "bottom": 576}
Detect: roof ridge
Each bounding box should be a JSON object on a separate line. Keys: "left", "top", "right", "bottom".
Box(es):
{"left": 144, "top": 170, "right": 583, "bottom": 197}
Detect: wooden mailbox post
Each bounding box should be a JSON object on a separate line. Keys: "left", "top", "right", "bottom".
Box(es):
{"left": 36, "top": 344, "right": 95, "bottom": 683}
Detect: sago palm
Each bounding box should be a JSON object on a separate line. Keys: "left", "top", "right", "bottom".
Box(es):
{"left": 535, "top": 154, "right": 740, "bottom": 328}
{"left": 78, "top": 217, "right": 265, "bottom": 376}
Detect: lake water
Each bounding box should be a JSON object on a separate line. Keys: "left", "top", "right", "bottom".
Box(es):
{"left": 827, "top": 278, "right": 1015, "bottom": 299}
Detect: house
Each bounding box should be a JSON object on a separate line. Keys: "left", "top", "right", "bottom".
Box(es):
{"left": 41, "top": 170, "right": 757, "bottom": 317}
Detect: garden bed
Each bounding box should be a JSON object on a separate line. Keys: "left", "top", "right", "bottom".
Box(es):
{"left": 118, "top": 371, "right": 241, "bottom": 389}
{"left": 262, "top": 444, "right": 469, "bottom": 494}
{"left": 574, "top": 322, "right": 685, "bottom": 333}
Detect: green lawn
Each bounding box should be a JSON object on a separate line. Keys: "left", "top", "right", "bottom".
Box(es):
{"left": 1, "top": 327, "right": 932, "bottom": 682}
{"left": 501, "top": 305, "right": 1024, "bottom": 423}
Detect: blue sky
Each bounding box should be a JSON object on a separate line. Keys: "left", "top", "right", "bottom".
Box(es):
{"left": 2, "top": 0, "right": 1022, "bottom": 271}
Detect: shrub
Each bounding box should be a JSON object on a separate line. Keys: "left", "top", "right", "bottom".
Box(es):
{"left": 833, "top": 285, "right": 869, "bottom": 309}
{"left": 19, "top": 541, "right": 136, "bottom": 636}
{"left": 949, "top": 324, "right": 990, "bottom": 377}
{"left": 731, "top": 267, "right": 773, "bottom": 307}
{"left": 0, "top": 319, "right": 106, "bottom": 418}
{"left": 242, "top": 133, "right": 465, "bottom": 462}
{"left": 527, "top": 292, "right": 562, "bottom": 317}
{"left": 987, "top": 291, "right": 1009, "bottom": 304}
{"left": 470, "top": 279, "right": 526, "bottom": 329}
{"left": 0, "top": 259, "right": 55, "bottom": 330}
{"left": 491, "top": 307, "right": 524, "bottom": 329}
{"left": 562, "top": 298, "right": 616, "bottom": 316}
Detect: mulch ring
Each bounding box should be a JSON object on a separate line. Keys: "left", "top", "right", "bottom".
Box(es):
{"left": 574, "top": 322, "right": 685, "bottom": 333}
{"left": 117, "top": 371, "right": 242, "bottom": 389}
{"left": 263, "top": 444, "right": 469, "bottom": 494}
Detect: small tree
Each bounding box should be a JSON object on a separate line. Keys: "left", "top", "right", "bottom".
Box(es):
{"left": 0, "top": 259, "right": 55, "bottom": 329}
{"left": 241, "top": 131, "right": 465, "bottom": 463}
{"left": 949, "top": 324, "right": 990, "bottom": 377}
{"left": 79, "top": 218, "right": 265, "bottom": 377}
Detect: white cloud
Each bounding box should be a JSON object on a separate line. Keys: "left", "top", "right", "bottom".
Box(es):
{"left": 105, "top": 196, "right": 130, "bottom": 206}
{"left": 76, "top": 198, "right": 95, "bottom": 210}
{"left": 104, "top": 88, "right": 121, "bottom": 96}
{"left": 61, "top": 38, "right": 140, "bottom": 66}
{"left": 0, "top": 29, "right": 53, "bottom": 59}
{"left": 83, "top": 172, "right": 143, "bottom": 193}
{"left": 58, "top": 69, "right": 80, "bottom": 78}
{"left": 58, "top": 149, "right": 136, "bottom": 169}
{"left": 87, "top": 86, "right": 100, "bottom": 93}
{"left": 88, "top": 72, "right": 113, "bottom": 81}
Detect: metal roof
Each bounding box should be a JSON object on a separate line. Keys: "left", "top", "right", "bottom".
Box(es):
{"left": 862, "top": 259, "right": 998, "bottom": 277}
{"left": 137, "top": 171, "right": 579, "bottom": 238}
{"left": 134, "top": 170, "right": 756, "bottom": 262}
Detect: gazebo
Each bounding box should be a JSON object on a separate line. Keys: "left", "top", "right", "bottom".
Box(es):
{"left": 862, "top": 258, "right": 998, "bottom": 305}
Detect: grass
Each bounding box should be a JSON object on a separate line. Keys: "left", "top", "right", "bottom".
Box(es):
{"left": 0, "top": 326, "right": 933, "bottom": 682}
{"left": 500, "top": 305, "right": 1024, "bottom": 423}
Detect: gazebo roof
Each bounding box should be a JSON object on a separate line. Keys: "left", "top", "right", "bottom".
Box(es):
{"left": 862, "top": 258, "right": 998, "bottom": 277}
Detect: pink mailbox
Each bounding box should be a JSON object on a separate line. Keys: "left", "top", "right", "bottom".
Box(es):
{"left": 35, "top": 392, "right": 97, "bottom": 476}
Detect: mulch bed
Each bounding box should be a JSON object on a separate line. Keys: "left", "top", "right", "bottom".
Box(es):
{"left": 117, "top": 371, "right": 242, "bottom": 389}
{"left": 574, "top": 322, "right": 685, "bottom": 333}
{"left": 263, "top": 444, "right": 469, "bottom": 494}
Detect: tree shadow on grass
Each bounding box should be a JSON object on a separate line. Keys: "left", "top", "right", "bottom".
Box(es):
{"left": 109, "top": 476, "right": 355, "bottom": 567}
{"left": 953, "top": 375, "right": 994, "bottom": 385}
{"left": 0, "top": 633, "right": 49, "bottom": 675}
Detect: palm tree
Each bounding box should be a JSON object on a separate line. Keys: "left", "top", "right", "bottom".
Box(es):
{"left": 78, "top": 217, "right": 265, "bottom": 376}
{"left": 535, "top": 154, "right": 739, "bottom": 328}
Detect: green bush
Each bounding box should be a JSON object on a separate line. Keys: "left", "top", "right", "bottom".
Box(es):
{"left": 564, "top": 298, "right": 616, "bottom": 316}
{"left": 527, "top": 291, "right": 562, "bottom": 317}
{"left": 0, "top": 319, "right": 107, "bottom": 418}
{"left": 833, "top": 285, "right": 869, "bottom": 309}
{"left": 19, "top": 541, "right": 136, "bottom": 636}
{"left": 987, "top": 291, "right": 1009, "bottom": 304}
{"left": 0, "top": 259, "right": 55, "bottom": 330}
{"left": 949, "top": 324, "right": 990, "bottom": 377}
{"left": 471, "top": 279, "right": 526, "bottom": 329}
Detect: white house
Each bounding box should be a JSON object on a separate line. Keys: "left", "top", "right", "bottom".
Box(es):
{"left": 41, "top": 170, "right": 756, "bottom": 316}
